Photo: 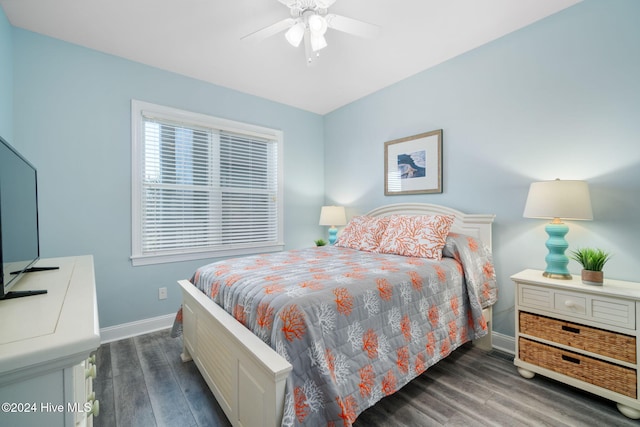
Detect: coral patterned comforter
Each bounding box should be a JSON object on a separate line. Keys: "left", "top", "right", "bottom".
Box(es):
{"left": 187, "top": 233, "right": 497, "bottom": 426}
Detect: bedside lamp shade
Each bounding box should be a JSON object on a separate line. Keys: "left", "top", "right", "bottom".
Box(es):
{"left": 319, "top": 206, "right": 347, "bottom": 245}
{"left": 523, "top": 180, "right": 593, "bottom": 221}
{"left": 523, "top": 179, "right": 593, "bottom": 279}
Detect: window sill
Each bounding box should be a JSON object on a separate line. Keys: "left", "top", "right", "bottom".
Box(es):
{"left": 131, "top": 243, "right": 285, "bottom": 266}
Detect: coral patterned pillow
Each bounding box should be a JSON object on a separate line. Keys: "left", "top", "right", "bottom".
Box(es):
{"left": 377, "top": 214, "right": 455, "bottom": 259}
{"left": 335, "top": 216, "right": 390, "bottom": 252}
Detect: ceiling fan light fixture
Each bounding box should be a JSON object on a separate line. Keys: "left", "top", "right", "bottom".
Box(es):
{"left": 310, "top": 33, "right": 327, "bottom": 52}
{"left": 308, "top": 14, "right": 328, "bottom": 35}
{"left": 285, "top": 22, "right": 305, "bottom": 47}
{"left": 244, "top": 0, "right": 380, "bottom": 64}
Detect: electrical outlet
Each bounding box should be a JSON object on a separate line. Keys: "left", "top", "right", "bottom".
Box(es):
{"left": 158, "top": 287, "right": 167, "bottom": 300}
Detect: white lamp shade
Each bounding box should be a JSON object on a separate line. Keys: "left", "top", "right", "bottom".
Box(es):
{"left": 319, "top": 206, "right": 346, "bottom": 226}
{"left": 308, "top": 14, "right": 328, "bottom": 35}
{"left": 285, "top": 22, "right": 305, "bottom": 47}
{"left": 310, "top": 34, "right": 327, "bottom": 52}
{"left": 523, "top": 180, "right": 593, "bottom": 220}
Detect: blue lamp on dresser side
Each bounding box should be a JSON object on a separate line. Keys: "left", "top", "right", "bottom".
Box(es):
{"left": 319, "top": 206, "right": 346, "bottom": 245}
{"left": 523, "top": 179, "right": 593, "bottom": 279}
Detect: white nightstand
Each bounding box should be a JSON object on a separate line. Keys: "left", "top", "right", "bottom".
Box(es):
{"left": 512, "top": 269, "right": 640, "bottom": 419}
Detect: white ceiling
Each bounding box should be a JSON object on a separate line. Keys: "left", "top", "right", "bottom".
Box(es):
{"left": 1, "top": 0, "right": 580, "bottom": 115}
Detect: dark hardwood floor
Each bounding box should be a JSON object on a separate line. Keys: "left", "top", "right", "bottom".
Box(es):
{"left": 94, "top": 329, "right": 637, "bottom": 426}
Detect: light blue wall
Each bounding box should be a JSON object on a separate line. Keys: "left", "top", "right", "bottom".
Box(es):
{"left": 12, "top": 29, "right": 325, "bottom": 328}
{"left": 7, "top": 0, "right": 640, "bottom": 338}
{"left": 324, "top": 0, "right": 640, "bottom": 337}
{"left": 0, "top": 7, "right": 12, "bottom": 140}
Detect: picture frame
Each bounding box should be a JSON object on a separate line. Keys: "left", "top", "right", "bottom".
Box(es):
{"left": 384, "top": 129, "right": 443, "bottom": 195}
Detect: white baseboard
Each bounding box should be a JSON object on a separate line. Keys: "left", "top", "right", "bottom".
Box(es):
{"left": 99, "top": 314, "right": 518, "bottom": 356}
{"left": 491, "top": 331, "right": 515, "bottom": 355}
{"left": 100, "top": 313, "right": 175, "bottom": 344}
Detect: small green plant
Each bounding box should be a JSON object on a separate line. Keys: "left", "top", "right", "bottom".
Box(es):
{"left": 570, "top": 248, "right": 612, "bottom": 271}
{"left": 314, "top": 239, "right": 328, "bottom": 247}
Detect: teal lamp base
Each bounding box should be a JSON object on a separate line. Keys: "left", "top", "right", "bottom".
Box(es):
{"left": 542, "top": 221, "right": 572, "bottom": 279}
{"left": 328, "top": 226, "right": 338, "bottom": 245}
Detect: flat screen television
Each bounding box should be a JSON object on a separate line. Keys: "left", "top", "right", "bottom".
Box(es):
{"left": 0, "top": 135, "right": 49, "bottom": 300}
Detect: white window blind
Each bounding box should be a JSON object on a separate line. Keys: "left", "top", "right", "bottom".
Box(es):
{"left": 131, "top": 100, "right": 283, "bottom": 266}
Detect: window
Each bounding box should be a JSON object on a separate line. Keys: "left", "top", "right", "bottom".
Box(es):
{"left": 131, "top": 100, "right": 283, "bottom": 266}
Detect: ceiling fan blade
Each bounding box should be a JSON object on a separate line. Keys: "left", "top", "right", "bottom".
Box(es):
{"left": 241, "top": 18, "right": 296, "bottom": 42}
{"left": 325, "top": 14, "right": 380, "bottom": 38}
{"left": 277, "top": 0, "right": 297, "bottom": 7}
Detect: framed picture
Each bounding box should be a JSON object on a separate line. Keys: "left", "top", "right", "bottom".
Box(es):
{"left": 384, "top": 129, "right": 442, "bottom": 195}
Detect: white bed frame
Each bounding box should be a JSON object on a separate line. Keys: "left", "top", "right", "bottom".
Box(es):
{"left": 178, "top": 203, "right": 495, "bottom": 427}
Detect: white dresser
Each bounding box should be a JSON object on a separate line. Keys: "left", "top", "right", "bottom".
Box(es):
{"left": 0, "top": 255, "right": 101, "bottom": 427}
{"left": 512, "top": 269, "right": 640, "bottom": 419}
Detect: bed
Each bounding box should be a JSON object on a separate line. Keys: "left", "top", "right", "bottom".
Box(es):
{"left": 177, "top": 203, "right": 497, "bottom": 427}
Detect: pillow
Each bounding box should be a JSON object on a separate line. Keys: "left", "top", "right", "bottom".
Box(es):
{"left": 377, "top": 214, "right": 455, "bottom": 259}
{"left": 335, "top": 215, "right": 390, "bottom": 252}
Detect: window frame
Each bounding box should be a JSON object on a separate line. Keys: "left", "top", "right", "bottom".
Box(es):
{"left": 131, "top": 100, "right": 284, "bottom": 266}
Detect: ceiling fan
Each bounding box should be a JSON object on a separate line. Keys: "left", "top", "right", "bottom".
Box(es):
{"left": 242, "top": 0, "right": 380, "bottom": 65}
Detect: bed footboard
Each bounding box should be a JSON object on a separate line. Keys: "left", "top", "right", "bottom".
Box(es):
{"left": 178, "top": 280, "right": 292, "bottom": 427}
{"left": 475, "top": 306, "right": 493, "bottom": 351}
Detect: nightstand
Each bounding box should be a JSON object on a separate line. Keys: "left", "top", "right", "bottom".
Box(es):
{"left": 512, "top": 269, "right": 640, "bottom": 419}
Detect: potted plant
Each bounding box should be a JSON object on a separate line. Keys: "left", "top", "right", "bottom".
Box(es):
{"left": 314, "top": 239, "right": 328, "bottom": 247}
{"left": 569, "top": 247, "right": 612, "bottom": 285}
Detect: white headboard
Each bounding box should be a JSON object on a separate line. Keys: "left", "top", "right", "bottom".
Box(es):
{"left": 365, "top": 203, "right": 495, "bottom": 250}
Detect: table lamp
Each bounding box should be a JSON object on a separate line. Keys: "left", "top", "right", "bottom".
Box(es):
{"left": 523, "top": 179, "right": 593, "bottom": 279}
{"left": 319, "top": 206, "right": 346, "bottom": 245}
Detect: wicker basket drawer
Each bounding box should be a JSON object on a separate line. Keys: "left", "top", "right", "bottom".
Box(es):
{"left": 520, "top": 311, "right": 636, "bottom": 364}
{"left": 519, "top": 337, "right": 637, "bottom": 398}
